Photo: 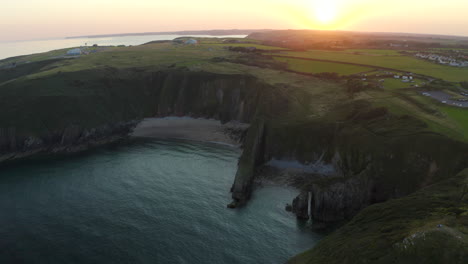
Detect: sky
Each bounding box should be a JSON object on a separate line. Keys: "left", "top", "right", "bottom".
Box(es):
{"left": 1, "top": 0, "right": 468, "bottom": 42}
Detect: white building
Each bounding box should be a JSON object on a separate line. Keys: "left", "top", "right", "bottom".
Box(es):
{"left": 66, "top": 48, "right": 82, "bottom": 56}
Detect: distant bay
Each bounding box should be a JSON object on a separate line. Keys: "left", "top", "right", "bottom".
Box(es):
{"left": 0, "top": 34, "right": 246, "bottom": 60}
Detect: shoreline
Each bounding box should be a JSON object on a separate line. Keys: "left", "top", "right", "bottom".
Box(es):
{"left": 130, "top": 117, "right": 249, "bottom": 147}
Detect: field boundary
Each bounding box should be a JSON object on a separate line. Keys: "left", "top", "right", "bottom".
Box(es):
{"left": 271, "top": 55, "right": 425, "bottom": 77}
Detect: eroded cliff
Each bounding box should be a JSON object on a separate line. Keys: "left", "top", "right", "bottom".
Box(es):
{"left": 0, "top": 68, "right": 270, "bottom": 162}
{"left": 2, "top": 65, "right": 467, "bottom": 262}
{"left": 231, "top": 100, "right": 468, "bottom": 223}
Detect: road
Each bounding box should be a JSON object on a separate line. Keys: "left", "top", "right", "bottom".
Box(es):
{"left": 421, "top": 91, "right": 468, "bottom": 108}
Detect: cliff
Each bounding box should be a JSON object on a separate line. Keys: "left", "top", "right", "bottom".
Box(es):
{"left": 2, "top": 40, "right": 467, "bottom": 264}
{"left": 0, "top": 122, "right": 137, "bottom": 163}
{"left": 230, "top": 99, "right": 468, "bottom": 221}
{"left": 0, "top": 68, "right": 271, "bottom": 162}
{"left": 230, "top": 119, "right": 265, "bottom": 206}
{"left": 289, "top": 169, "right": 468, "bottom": 264}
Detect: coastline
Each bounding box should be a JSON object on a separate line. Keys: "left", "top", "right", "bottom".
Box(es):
{"left": 130, "top": 117, "right": 249, "bottom": 147}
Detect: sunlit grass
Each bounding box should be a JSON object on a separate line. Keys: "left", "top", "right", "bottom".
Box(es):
{"left": 276, "top": 49, "right": 468, "bottom": 81}
{"left": 274, "top": 56, "right": 373, "bottom": 75}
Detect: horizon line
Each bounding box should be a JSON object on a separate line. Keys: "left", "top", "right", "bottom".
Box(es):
{"left": 67, "top": 28, "right": 468, "bottom": 40}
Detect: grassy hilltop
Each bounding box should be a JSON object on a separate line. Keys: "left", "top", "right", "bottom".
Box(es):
{"left": 1, "top": 37, "right": 467, "bottom": 141}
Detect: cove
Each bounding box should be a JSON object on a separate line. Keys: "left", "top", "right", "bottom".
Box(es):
{"left": 0, "top": 139, "right": 321, "bottom": 264}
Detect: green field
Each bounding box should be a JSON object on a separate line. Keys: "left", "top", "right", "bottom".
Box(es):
{"left": 275, "top": 50, "right": 468, "bottom": 82}
{"left": 346, "top": 49, "right": 403, "bottom": 56}
{"left": 441, "top": 106, "right": 468, "bottom": 141}
{"left": 208, "top": 43, "right": 287, "bottom": 50}
{"left": 382, "top": 78, "right": 425, "bottom": 90}
{"left": 274, "top": 56, "right": 373, "bottom": 75}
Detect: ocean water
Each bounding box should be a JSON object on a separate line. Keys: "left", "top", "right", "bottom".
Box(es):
{"left": 0, "top": 34, "right": 246, "bottom": 60}
{"left": 0, "top": 139, "right": 321, "bottom": 264}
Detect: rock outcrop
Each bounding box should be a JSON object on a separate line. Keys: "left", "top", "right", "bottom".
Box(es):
{"left": 307, "top": 174, "right": 374, "bottom": 223}
{"left": 288, "top": 169, "right": 468, "bottom": 264}
{"left": 292, "top": 191, "right": 309, "bottom": 220}
{"left": 230, "top": 120, "right": 265, "bottom": 207}
{"left": 0, "top": 121, "right": 137, "bottom": 163}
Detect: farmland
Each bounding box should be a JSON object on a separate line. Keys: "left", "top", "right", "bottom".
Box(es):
{"left": 345, "top": 49, "right": 403, "bottom": 56}
{"left": 440, "top": 106, "right": 468, "bottom": 140}
{"left": 209, "top": 43, "right": 287, "bottom": 50}
{"left": 272, "top": 49, "right": 468, "bottom": 82}
{"left": 274, "top": 57, "right": 373, "bottom": 75}
{"left": 381, "top": 78, "right": 425, "bottom": 90}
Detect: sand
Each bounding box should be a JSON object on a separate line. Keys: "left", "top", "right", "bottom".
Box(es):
{"left": 131, "top": 117, "right": 249, "bottom": 146}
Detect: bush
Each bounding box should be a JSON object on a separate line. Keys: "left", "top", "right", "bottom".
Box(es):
{"left": 461, "top": 81, "right": 468, "bottom": 89}
{"left": 346, "top": 79, "right": 365, "bottom": 94}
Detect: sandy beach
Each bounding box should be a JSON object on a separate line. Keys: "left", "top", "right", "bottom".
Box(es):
{"left": 131, "top": 117, "right": 249, "bottom": 146}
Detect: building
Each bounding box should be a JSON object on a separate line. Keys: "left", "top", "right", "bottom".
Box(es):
{"left": 66, "top": 48, "right": 82, "bottom": 56}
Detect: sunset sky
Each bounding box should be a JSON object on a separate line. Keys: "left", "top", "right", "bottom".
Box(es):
{"left": 2, "top": 0, "right": 468, "bottom": 42}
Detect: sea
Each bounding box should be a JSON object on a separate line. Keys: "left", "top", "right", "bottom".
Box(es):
{"left": 0, "top": 34, "right": 246, "bottom": 60}
{"left": 0, "top": 139, "right": 321, "bottom": 263}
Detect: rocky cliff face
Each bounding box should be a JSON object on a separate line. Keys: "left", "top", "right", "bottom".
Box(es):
{"left": 2, "top": 67, "right": 467, "bottom": 229}
{"left": 0, "top": 69, "right": 268, "bottom": 163}
{"left": 232, "top": 116, "right": 468, "bottom": 222}
{"left": 0, "top": 122, "right": 137, "bottom": 163}
{"left": 292, "top": 191, "right": 309, "bottom": 220}
{"left": 148, "top": 71, "right": 263, "bottom": 123}
{"left": 288, "top": 169, "right": 468, "bottom": 264}
{"left": 229, "top": 120, "right": 265, "bottom": 207}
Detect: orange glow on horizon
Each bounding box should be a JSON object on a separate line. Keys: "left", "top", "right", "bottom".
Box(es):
{"left": 284, "top": 1, "right": 383, "bottom": 32}
{"left": 0, "top": 0, "right": 468, "bottom": 42}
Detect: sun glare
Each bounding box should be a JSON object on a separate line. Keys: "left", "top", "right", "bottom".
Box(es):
{"left": 314, "top": 1, "right": 338, "bottom": 24}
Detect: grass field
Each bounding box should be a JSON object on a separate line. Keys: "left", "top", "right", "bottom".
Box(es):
{"left": 207, "top": 43, "right": 287, "bottom": 50}
{"left": 346, "top": 49, "right": 403, "bottom": 56}
{"left": 382, "top": 78, "right": 425, "bottom": 90}
{"left": 360, "top": 87, "right": 468, "bottom": 142}
{"left": 274, "top": 56, "right": 373, "bottom": 75}
{"left": 440, "top": 106, "right": 468, "bottom": 141}
{"left": 275, "top": 50, "right": 468, "bottom": 82}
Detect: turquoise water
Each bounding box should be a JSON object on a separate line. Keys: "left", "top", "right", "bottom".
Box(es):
{"left": 0, "top": 139, "right": 320, "bottom": 264}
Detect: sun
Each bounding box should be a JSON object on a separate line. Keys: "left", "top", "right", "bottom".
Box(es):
{"left": 314, "top": 2, "right": 338, "bottom": 24}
